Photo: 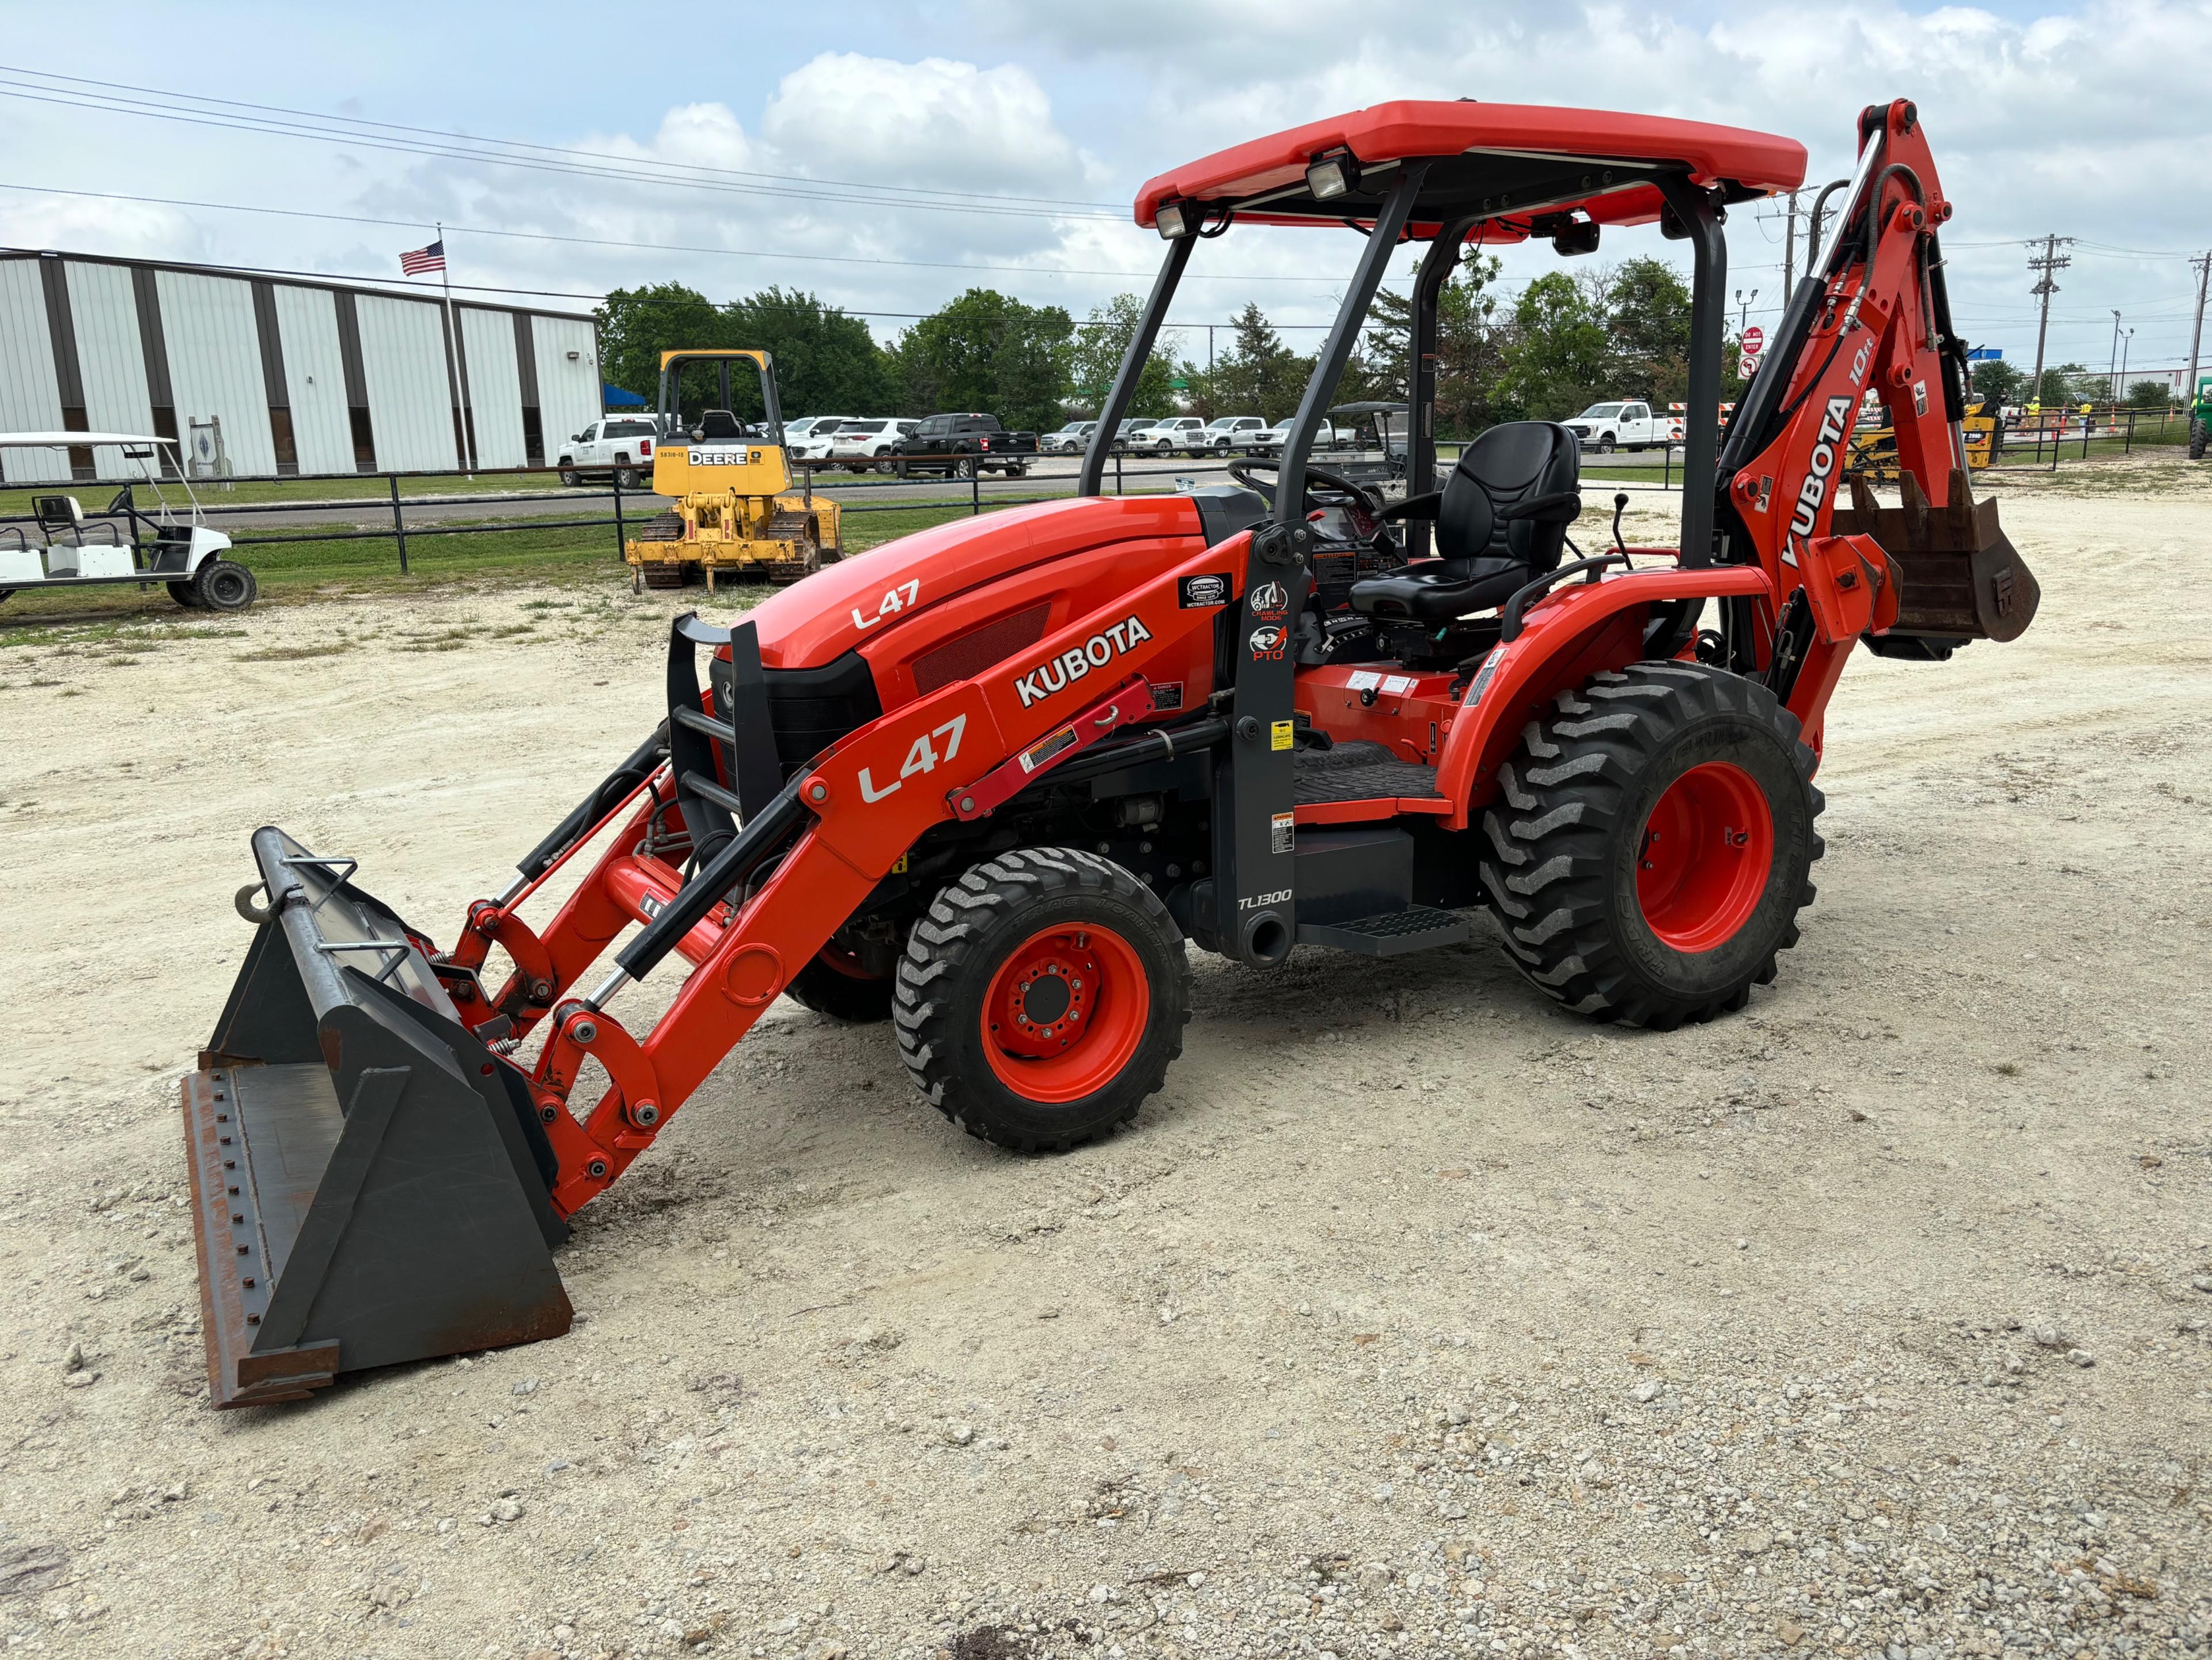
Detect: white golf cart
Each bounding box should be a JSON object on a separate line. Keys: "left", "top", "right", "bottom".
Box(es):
{"left": 0, "top": 432, "right": 256, "bottom": 611}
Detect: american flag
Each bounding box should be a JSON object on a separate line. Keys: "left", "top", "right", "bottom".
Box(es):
{"left": 399, "top": 240, "right": 446, "bottom": 275}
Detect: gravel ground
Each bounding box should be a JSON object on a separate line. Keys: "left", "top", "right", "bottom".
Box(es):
{"left": 0, "top": 461, "right": 2207, "bottom": 1660}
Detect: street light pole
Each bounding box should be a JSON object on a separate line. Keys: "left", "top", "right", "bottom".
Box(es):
{"left": 2108, "top": 309, "right": 2123, "bottom": 405}
{"left": 1734, "top": 288, "right": 1759, "bottom": 330}
{"left": 2118, "top": 327, "right": 2134, "bottom": 404}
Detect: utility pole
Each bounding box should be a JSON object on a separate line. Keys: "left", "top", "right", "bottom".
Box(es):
{"left": 2107, "top": 309, "right": 2123, "bottom": 406}
{"left": 2027, "top": 234, "right": 2074, "bottom": 406}
{"left": 1781, "top": 188, "right": 1801, "bottom": 294}
{"left": 2188, "top": 252, "right": 2211, "bottom": 412}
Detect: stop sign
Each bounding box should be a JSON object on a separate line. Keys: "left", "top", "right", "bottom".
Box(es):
{"left": 1741, "top": 325, "right": 1766, "bottom": 354}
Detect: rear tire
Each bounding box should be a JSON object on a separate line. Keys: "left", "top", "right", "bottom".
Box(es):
{"left": 168, "top": 580, "right": 203, "bottom": 608}
{"left": 895, "top": 849, "right": 1191, "bottom": 1152}
{"left": 194, "top": 560, "right": 257, "bottom": 612}
{"left": 786, "top": 948, "right": 895, "bottom": 1022}
{"left": 1480, "top": 661, "right": 1822, "bottom": 1028}
{"left": 2191, "top": 419, "right": 2206, "bottom": 460}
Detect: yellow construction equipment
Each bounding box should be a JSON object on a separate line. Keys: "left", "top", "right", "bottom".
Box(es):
{"left": 1846, "top": 394, "right": 1998, "bottom": 486}
{"left": 624, "top": 350, "right": 841, "bottom": 591}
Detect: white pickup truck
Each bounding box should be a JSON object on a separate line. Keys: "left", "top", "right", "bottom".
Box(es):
{"left": 556, "top": 417, "right": 660, "bottom": 487}
{"left": 1560, "top": 400, "right": 1669, "bottom": 453}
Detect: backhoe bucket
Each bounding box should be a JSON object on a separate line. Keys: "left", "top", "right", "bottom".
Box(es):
{"left": 184, "top": 827, "right": 571, "bottom": 1408}
{"left": 1835, "top": 468, "right": 2040, "bottom": 642}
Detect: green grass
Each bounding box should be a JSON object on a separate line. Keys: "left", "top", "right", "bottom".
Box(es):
{"left": 0, "top": 498, "right": 1025, "bottom": 630}
{"left": 0, "top": 467, "right": 588, "bottom": 519}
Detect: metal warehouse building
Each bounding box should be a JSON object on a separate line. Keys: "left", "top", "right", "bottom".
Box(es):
{"left": 0, "top": 249, "right": 602, "bottom": 483}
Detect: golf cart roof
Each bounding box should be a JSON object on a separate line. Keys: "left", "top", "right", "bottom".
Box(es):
{"left": 1135, "top": 100, "right": 1806, "bottom": 239}
{"left": 0, "top": 431, "right": 175, "bottom": 449}
{"left": 1329, "top": 401, "right": 1410, "bottom": 417}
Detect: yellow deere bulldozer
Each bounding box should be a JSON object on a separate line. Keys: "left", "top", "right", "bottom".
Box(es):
{"left": 624, "top": 349, "right": 840, "bottom": 591}
{"left": 1847, "top": 393, "right": 2000, "bottom": 486}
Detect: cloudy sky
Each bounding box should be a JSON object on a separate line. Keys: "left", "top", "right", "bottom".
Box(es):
{"left": 3, "top": 0, "right": 2207, "bottom": 385}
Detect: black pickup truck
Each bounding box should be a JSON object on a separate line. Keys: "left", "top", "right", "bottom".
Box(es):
{"left": 891, "top": 413, "right": 1037, "bottom": 478}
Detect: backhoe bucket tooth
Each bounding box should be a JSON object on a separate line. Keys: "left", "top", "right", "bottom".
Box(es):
{"left": 1835, "top": 468, "right": 2040, "bottom": 642}
{"left": 184, "top": 827, "right": 571, "bottom": 1408}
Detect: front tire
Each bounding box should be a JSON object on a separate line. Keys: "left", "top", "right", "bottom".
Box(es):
{"left": 559, "top": 467, "right": 581, "bottom": 487}
{"left": 1480, "top": 661, "right": 1823, "bottom": 1028}
{"left": 1594, "top": 434, "right": 1618, "bottom": 454}
{"left": 194, "top": 559, "right": 257, "bottom": 612}
{"left": 895, "top": 849, "right": 1191, "bottom": 1152}
{"left": 2191, "top": 418, "right": 2206, "bottom": 460}
{"left": 613, "top": 467, "right": 642, "bottom": 490}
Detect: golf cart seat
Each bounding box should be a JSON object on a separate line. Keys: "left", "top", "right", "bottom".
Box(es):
{"left": 1350, "top": 422, "right": 1582, "bottom": 621}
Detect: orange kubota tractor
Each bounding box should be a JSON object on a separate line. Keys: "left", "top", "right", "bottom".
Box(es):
{"left": 184, "top": 98, "right": 2037, "bottom": 1405}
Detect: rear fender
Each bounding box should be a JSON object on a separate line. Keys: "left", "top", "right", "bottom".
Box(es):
{"left": 1435, "top": 565, "right": 1775, "bottom": 827}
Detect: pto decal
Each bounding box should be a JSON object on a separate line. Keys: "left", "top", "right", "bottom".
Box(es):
{"left": 1247, "top": 578, "right": 1290, "bottom": 619}
{"left": 1012, "top": 615, "right": 1153, "bottom": 709}
{"left": 852, "top": 579, "right": 921, "bottom": 632}
{"left": 1248, "top": 623, "right": 1289, "bottom": 663}
{"left": 1784, "top": 395, "right": 1858, "bottom": 564}
{"left": 1178, "top": 573, "right": 1231, "bottom": 608}
{"left": 855, "top": 713, "right": 967, "bottom": 804}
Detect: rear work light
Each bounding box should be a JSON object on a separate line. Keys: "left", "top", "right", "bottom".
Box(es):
{"left": 1305, "top": 150, "right": 1358, "bottom": 202}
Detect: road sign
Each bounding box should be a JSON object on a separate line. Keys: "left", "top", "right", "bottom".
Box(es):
{"left": 1741, "top": 326, "right": 1765, "bottom": 355}
{"left": 1967, "top": 346, "right": 2004, "bottom": 361}
{"left": 1740, "top": 351, "right": 1763, "bottom": 379}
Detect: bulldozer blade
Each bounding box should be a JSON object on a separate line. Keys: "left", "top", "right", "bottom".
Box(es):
{"left": 184, "top": 827, "right": 572, "bottom": 1408}
{"left": 1834, "top": 468, "right": 2040, "bottom": 642}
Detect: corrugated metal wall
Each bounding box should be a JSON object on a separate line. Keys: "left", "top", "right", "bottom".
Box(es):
{"left": 271, "top": 286, "right": 355, "bottom": 477}
{"left": 354, "top": 295, "right": 458, "bottom": 472}
{"left": 63, "top": 260, "right": 157, "bottom": 478}
{"left": 0, "top": 262, "right": 68, "bottom": 482}
{"left": 2, "top": 255, "right": 597, "bottom": 479}
{"left": 531, "top": 316, "right": 602, "bottom": 448}
{"left": 457, "top": 306, "right": 526, "bottom": 469}
{"left": 156, "top": 270, "right": 278, "bottom": 477}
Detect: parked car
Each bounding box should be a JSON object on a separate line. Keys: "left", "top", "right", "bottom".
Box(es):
{"left": 1128, "top": 417, "right": 1207, "bottom": 455}
{"left": 789, "top": 419, "right": 860, "bottom": 466}
{"left": 892, "top": 413, "right": 1038, "bottom": 477}
{"left": 783, "top": 416, "right": 854, "bottom": 445}
{"left": 557, "top": 417, "right": 658, "bottom": 487}
{"left": 1196, "top": 415, "right": 1268, "bottom": 453}
{"left": 1106, "top": 417, "right": 1158, "bottom": 452}
{"left": 1561, "top": 400, "right": 1668, "bottom": 452}
{"left": 1247, "top": 417, "right": 1340, "bottom": 453}
{"left": 1040, "top": 420, "right": 1095, "bottom": 455}
{"left": 825, "top": 418, "right": 917, "bottom": 472}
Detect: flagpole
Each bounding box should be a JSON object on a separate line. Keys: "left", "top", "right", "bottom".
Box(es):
{"left": 434, "top": 220, "right": 474, "bottom": 478}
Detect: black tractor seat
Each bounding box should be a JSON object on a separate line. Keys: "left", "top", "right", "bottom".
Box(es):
{"left": 1349, "top": 421, "right": 1581, "bottom": 622}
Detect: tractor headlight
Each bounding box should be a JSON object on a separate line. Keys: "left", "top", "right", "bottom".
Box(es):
{"left": 1305, "top": 150, "right": 1358, "bottom": 202}
{"left": 1156, "top": 200, "right": 1192, "bottom": 240}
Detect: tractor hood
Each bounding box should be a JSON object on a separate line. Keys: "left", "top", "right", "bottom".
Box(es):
{"left": 745, "top": 495, "right": 1210, "bottom": 673}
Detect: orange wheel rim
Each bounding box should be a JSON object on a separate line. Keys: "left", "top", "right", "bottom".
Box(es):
{"left": 1635, "top": 761, "right": 1775, "bottom": 952}
{"left": 980, "top": 924, "right": 1148, "bottom": 1103}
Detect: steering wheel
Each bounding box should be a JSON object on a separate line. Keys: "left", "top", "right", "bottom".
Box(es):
{"left": 1228, "top": 457, "right": 1385, "bottom": 519}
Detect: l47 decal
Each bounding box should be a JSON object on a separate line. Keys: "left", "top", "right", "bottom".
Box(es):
{"left": 853, "top": 580, "right": 922, "bottom": 632}
{"left": 858, "top": 714, "right": 968, "bottom": 803}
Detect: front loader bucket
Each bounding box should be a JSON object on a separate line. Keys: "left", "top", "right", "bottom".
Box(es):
{"left": 1835, "top": 468, "right": 2040, "bottom": 642}
{"left": 184, "top": 828, "right": 571, "bottom": 1408}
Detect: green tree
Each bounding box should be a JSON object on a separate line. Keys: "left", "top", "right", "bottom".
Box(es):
{"left": 891, "top": 288, "right": 1074, "bottom": 433}
{"left": 1493, "top": 273, "right": 1610, "bottom": 421}
{"left": 1191, "top": 303, "right": 1313, "bottom": 423}
{"left": 595, "top": 283, "right": 729, "bottom": 401}
{"left": 1067, "top": 293, "right": 1179, "bottom": 419}
{"left": 1969, "top": 357, "right": 2027, "bottom": 407}
{"left": 1349, "top": 256, "right": 1506, "bottom": 437}
{"left": 2124, "top": 378, "right": 2170, "bottom": 410}
{"left": 2031, "top": 362, "right": 2090, "bottom": 407}
{"left": 724, "top": 288, "right": 893, "bottom": 418}
{"left": 1603, "top": 258, "right": 1694, "bottom": 406}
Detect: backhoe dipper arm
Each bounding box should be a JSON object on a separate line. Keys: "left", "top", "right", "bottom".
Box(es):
{"left": 1720, "top": 100, "right": 1980, "bottom": 732}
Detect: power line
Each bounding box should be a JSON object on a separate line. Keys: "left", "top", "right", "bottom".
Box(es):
{"left": 0, "top": 80, "right": 1128, "bottom": 223}
{"left": 0, "top": 181, "right": 1361, "bottom": 285}
{"left": 0, "top": 63, "right": 1130, "bottom": 214}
